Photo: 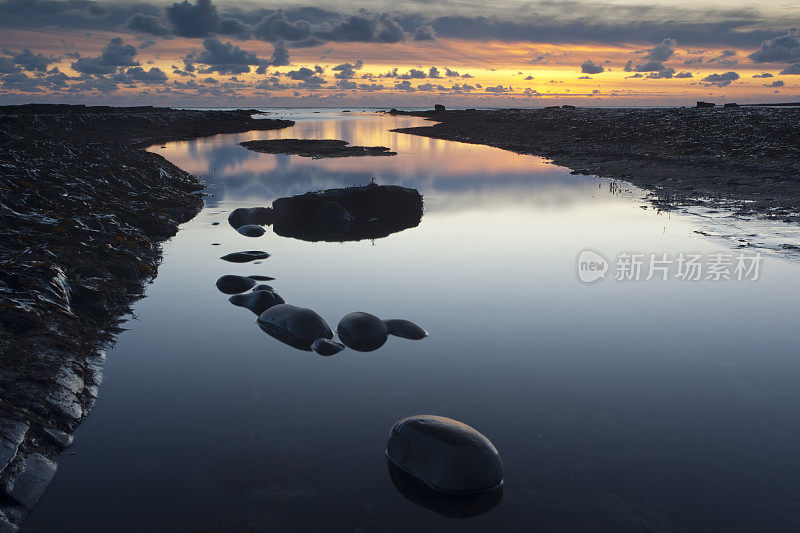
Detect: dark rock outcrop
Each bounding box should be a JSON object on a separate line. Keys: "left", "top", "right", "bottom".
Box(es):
{"left": 257, "top": 304, "right": 335, "bottom": 352}
{"left": 216, "top": 275, "right": 257, "bottom": 294}
{"left": 240, "top": 139, "right": 396, "bottom": 159}
{"left": 272, "top": 182, "right": 423, "bottom": 242}
{"left": 228, "top": 290, "right": 285, "bottom": 315}
{"left": 220, "top": 251, "right": 270, "bottom": 263}
{"left": 337, "top": 312, "right": 389, "bottom": 352}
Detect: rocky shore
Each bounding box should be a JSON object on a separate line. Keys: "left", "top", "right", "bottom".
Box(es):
{"left": 392, "top": 107, "right": 800, "bottom": 220}
{"left": 0, "top": 105, "right": 293, "bottom": 530}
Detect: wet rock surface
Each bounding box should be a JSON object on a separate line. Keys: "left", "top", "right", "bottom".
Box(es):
{"left": 216, "top": 275, "right": 258, "bottom": 294}
{"left": 220, "top": 251, "right": 270, "bottom": 263}
{"left": 229, "top": 290, "right": 285, "bottom": 315}
{"left": 237, "top": 224, "right": 266, "bottom": 237}
{"left": 310, "top": 338, "right": 346, "bottom": 356}
{"left": 383, "top": 319, "right": 428, "bottom": 340}
{"left": 240, "top": 139, "right": 396, "bottom": 159}
{"left": 337, "top": 312, "right": 389, "bottom": 352}
{"left": 257, "top": 304, "right": 334, "bottom": 352}
{"left": 0, "top": 104, "right": 293, "bottom": 529}
{"left": 227, "top": 207, "right": 273, "bottom": 229}
{"left": 386, "top": 415, "right": 504, "bottom": 494}
{"left": 392, "top": 107, "right": 800, "bottom": 220}
{"left": 272, "top": 182, "right": 423, "bottom": 242}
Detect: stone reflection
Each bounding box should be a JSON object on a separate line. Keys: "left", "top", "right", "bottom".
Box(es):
{"left": 387, "top": 460, "right": 503, "bottom": 519}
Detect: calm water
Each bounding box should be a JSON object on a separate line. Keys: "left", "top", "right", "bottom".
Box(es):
{"left": 26, "top": 110, "right": 800, "bottom": 531}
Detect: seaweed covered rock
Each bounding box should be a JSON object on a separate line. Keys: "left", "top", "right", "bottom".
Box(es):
{"left": 337, "top": 312, "right": 389, "bottom": 352}
{"left": 257, "top": 304, "right": 334, "bottom": 352}
{"left": 386, "top": 415, "right": 503, "bottom": 494}
{"left": 272, "top": 182, "right": 423, "bottom": 242}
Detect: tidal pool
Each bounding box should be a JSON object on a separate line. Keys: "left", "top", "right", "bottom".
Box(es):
{"left": 26, "top": 110, "right": 800, "bottom": 531}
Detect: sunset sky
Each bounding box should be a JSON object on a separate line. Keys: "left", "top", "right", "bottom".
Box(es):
{"left": 1, "top": 0, "right": 799, "bottom": 106}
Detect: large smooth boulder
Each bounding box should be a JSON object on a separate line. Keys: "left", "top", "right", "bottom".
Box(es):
{"left": 237, "top": 225, "right": 266, "bottom": 237}
{"left": 386, "top": 415, "right": 503, "bottom": 494}
{"left": 229, "top": 290, "right": 285, "bottom": 315}
{"left": 220, "top": 251, "right": 270, "bottom": 263}
{"left": 257, "top": 304, "right": 333, "bottom": 351}
{"left": 216, "top": 275, "right": 256, "bottom": 294}
{"left": 228, "top": 207, "right": 273, "bottom": 229}
{"left": 383, "top": 319, "right": 428, "bottom": 340}
{"left": 337, "top": 312, "right": 388, "bottom": 352}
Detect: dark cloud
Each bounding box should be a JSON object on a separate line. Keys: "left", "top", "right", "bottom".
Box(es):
{"left": 581, "top": 59, "right": 604, "bottom": 74}
{"left": 624, "top": 38, "right": 676, "bottom": 72}
{"left": 332, "top": 60, "right": 362, "bottom": 79}
{"left": 645, "top": 67, "right": 675, "bottom": 79}
{"left": 71, "top": 38, "right": 139, "bottom": 75}
{"left": 1, "top": 49, "right": 58, "bottom": 72}
{"left": 286, "top": 67, "right": 316, "bottom": 80}
{"left": 764, "top": 80, "right": 784, "bottom": 87}
{"left": 674, "top": 71, "right": 693, "bottom": 78}
{"left": 780, "top": 63, "right": 800, "bottom": 74}
{"left": 428, "top": 66, "right": 441, "bottom": 78}
{"left": 269, "top": 42, "right": 291, "bottom": 67}
{"left": 319, "top": 13, "right": 405, "bottom": 43}
{"left": 707, "top": 49, "right": 737, "bottom": 65}
{"left": 577, "top": 75, "right": 591, "bottom": 79}
{"left": 394, "top": 80, "right": 415, "bottom": 91}
{"left": 749, "top": 29, "right": 800, "bottom": 63}
{"left": 125, "top": 13, "right": 171, "bottom": 36}
{"left": 701, "top": 71, "right": 740, "bottom": 86}
{"left": 125, "top": 66, "right": 168, "bottom": 83}
{"left": 166, "top": 0, "right": 220, "bottom": 38}
{"left": 335, "top": 79, "right": 356, "bottom": 89}
{"left": 413, "top": 25, "right": 435, "bottom": 41}
{"left": 485, "top": 84, "right": 512, "bottom": 93}
{"left": 752, "top": 72, "right": 773, "bottom": 78}
{"left": 253, "top": 10, "right": 311, "bottom": 42}
{"left": 218, "top": 18, "right": 251, "bottom": 39}
{"left": 193, "top": 38, "right": 267, "bottom": 74}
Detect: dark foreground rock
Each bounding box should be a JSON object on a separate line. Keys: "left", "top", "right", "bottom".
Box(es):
{"left": 337, "top": 312, "right": 389, "bottom": 352}
{"left": 392, "top": 107, "right": 800, "bottom": 219}
{"left": 0, "top": 104, "right": 293, "bottom": 528}
{"left": 257, "top": 304, "right": 335, "bottom": 353}
{"left": 229, "top": 290, "right": 285, "bottom": 315}
{"left": 240, "top": 139, "right": 396, "bottom": 158}
{"left": 386, "top": 415, "right": 504, "bottom": 494}
{"left": 272, "top": 182, "right": 423, "bottom": 242}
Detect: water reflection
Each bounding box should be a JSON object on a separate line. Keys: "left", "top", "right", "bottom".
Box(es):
{"left": 387, "top": 461, "right": 504, "bottom": 519}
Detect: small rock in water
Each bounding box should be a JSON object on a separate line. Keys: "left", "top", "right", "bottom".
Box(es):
{"left": 211, "top": 243, "right": 221, "bottom": 246}
{"left": 252, "top": 284, "right": 274, "bottom": 292}
{"left": 383, "top": 319, "right": 428, "bottom": 340}
{"left": 229, "top": 290, "right": 285, "bottom": 314}
{"left": 43, "top": 428, "right": 74, "bottom": 448}
{"left": 311, "top": 338, "right": 346, "bottom": 356}
{"left": 257, "top": 304, "right": 334, "bottom": 351}
{"left": 216, "top": 275, "right": 256, "bottom": 294}
{"left": 220, "top": 250, "right": 270, "bottom": 263}
{"left": 237, "top": 225, "right": 266, "bottom": 237}
{"left": 228, "top": 207, "right": 273, "bottom": 229}
{"left": 386, "top": 415, "right": 503, "bottom": 494}
{"left": 211, "top": 222, "right": 220, "bottom": 226}
{"left": 337, "top": 312, "right": 388, "bottom": 352}
{"left": 248, "top": 275, "right": 275, "bottom": 281}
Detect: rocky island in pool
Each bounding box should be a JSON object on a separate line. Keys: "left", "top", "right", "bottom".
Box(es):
{"left": 0, "top": 104, "right": 293, "bottom": 529}
{"left": 240, "top": 138, "right": 397, "bottom": 158}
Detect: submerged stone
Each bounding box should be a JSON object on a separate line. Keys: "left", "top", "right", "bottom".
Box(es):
{"left": 386, "top": 415, "right": 503, "bottom": 494}
{"left": 337, "top": 312, "right": 388, "bottom": 352}
{"left": 311, "top": 338, "right": 346, "bottom": 356}
{"left": 215, "top": 275, "right": 256, "bottom": 294}
{"left": 237, "top": 225, "right": 266, "bottom": 237}
{"left": 257, "top": 304, "right": 334, "bottom": 351}
{"left": 229, "top": 290, "right": 285, "bottom": 315}
{"left": 220, "top": 251, "right": 270, "bottom": 263}
{"left": 383, "top": 319, "right": 428, "bottom": 340}
{"left": 228, "top": 206, "right": 273, "bottom": 229}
